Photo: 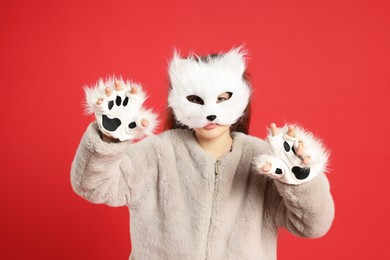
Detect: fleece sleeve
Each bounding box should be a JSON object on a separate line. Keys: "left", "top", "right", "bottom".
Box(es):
{"left": 70, "top": 121, "right": 158, "bottom": 207}
{"left": 272, "top": 172, "right": 335, "bottom": 238}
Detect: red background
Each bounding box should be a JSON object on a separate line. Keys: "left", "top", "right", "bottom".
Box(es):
{"left": 1, "top": 0, "right": 389, "bottom": 259}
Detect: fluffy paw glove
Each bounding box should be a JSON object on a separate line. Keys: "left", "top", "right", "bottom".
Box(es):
{"left": 255, "top": 125, "right": 329, "bottom": 185}
{"left": 84, "top": 78, "right": 158, "bottom": 141}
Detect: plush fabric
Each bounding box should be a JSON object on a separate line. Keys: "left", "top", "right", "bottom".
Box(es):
{"left": 71, "top": 122, "right": 334, "bottom": 260}
{"left": 84, "top": 78, "right": 158, "bottom": 141}
{"left": 255, "top": 124, "right": 329, "bottom": 185}
{"left": 168, "top": 47, "right": 251, "bottom": 129}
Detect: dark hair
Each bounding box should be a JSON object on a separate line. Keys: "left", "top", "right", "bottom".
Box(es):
{"left": 164, "top": 53, "right": 252, "bottom": 135}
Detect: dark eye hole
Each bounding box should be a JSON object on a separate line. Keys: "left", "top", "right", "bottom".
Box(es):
{"left": 186, "top": 95, "right": 204, "bottom": 105}
{"left": 217, "top": 92, "right": 233, "bottom": 103}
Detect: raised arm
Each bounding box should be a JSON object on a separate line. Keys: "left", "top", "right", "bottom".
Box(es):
{"left": 256, "top": 123, "right": 334, "bottom": 238}
{"left": 71, "top": 78, "right": 159, "bottom": 207}
{"left": 273, "top": 172, "right": 334, "bottom": 238}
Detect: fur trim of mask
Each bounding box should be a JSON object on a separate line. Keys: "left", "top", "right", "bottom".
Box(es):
{"left": 168, "top": 47, "right": 251, "bottom": 129}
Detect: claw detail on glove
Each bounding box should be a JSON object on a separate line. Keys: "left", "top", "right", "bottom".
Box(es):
{"left": 255, "top": 123, "right": 329, "bottom": 185}
{"left": 84, "top": 78, "right": 158, "bottom": 141}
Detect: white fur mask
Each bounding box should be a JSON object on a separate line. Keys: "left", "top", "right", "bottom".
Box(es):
{"left": 168, "top": 47, "right": 251, "bottom": 129}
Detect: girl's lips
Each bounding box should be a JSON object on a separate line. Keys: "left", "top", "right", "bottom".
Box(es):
{"left": 204, "top": 123, "right": 218, "bottom": 130}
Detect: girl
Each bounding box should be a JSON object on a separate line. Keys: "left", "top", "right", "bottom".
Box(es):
{"left": 71, "top": 47, "right": 334, "bottom": 259}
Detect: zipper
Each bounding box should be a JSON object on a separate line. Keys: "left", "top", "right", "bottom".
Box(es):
{"left": 215, "top": 160, "right": 221, "bottom": 176}
{"left": 205, "top": 160, "right": 221, "bottom": 260}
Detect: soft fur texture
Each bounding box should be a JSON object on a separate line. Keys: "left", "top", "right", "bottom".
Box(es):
{"left": 168, "top": 47, "right": 251, "bottom": 129}
{"left": 71, "top": 122, "right": 334, "bottom": 259}
{"left": 255, "top": 124, "right": 329, "bottom": 185}
{"left": 84, "top": 77, "right": 158, "bottom": 141}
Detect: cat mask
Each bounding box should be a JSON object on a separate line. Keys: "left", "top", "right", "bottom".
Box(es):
{"left": 168, "top": 47, "right": 251, "bottom": 129}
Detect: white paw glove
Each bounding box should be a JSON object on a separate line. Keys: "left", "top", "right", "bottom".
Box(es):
{"left": 255, "top": 124, "right": 329, "bottom": 185}
{"left": 84, "top": 78, "right": 158, "bottom": 141}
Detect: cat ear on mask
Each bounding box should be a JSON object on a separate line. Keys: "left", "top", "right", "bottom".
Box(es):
{"left": 168, "top": 50, "right": 192, "bottom": 86}
{"left": 218, "top": 47, "right": 247, "bottom": 78}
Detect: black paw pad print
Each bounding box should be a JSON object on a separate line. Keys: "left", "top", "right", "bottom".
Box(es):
{"left": 102, "top": 95, "right": 136, "bottom": 132}
{"left": 292, "top": 166, "right": 310, "bottom": 180}
{"left": 275, "top": 168, "right": 283, "bottom": 175}
{"left": 283, "top": 141, "right": 311, "bottom": 180}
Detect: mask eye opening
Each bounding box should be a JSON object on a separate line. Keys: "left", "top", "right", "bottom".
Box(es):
{"left": 217, "top": 92, "right": 233, "bottom": 103}
{"left": 186, "top": 95, "right": 204, "bottom": 105}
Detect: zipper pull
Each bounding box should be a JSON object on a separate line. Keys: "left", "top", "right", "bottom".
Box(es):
{"left": 215, "top": 160, "right": 221, "bottom": 175}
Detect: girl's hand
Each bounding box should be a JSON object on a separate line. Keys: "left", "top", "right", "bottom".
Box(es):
{"left": 85, "top": 78, "right": 158, "bottom": 141}
{"left": 255, "top": 123, "right": 329, "bottom": 185}
{"left": 261, "top": 123, "right": 310, "bottom": 172}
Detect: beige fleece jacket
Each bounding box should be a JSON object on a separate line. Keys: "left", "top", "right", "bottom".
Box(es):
{"left": 71, "top": 122, "right": 334, "bottom": 260}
